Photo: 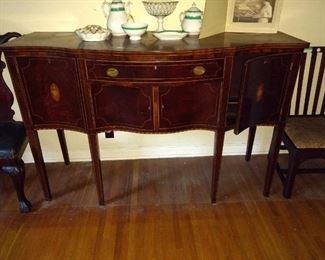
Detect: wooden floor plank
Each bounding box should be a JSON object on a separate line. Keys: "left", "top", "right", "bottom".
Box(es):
{"left": 0, "top": 155, "right": 324, "bottom": 259}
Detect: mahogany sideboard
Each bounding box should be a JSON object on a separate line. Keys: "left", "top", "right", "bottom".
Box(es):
{"left": 0, "top": 32, "right": 309, "bottom": 205}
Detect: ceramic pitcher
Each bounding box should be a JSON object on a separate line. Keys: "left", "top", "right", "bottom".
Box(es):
{"left": 102, "top": 0, "right": 130, "bottom": 36}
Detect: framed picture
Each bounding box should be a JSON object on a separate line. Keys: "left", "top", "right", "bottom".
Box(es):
{"left": 225, "top": 0, "right": 283, "bottom": 33}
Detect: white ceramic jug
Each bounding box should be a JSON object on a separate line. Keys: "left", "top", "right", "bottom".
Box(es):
{"left": 102, "top": 0, "right": 130, "bottom": 36}
{"left": 179, "top": 3, "right": 203, "bottom": 36}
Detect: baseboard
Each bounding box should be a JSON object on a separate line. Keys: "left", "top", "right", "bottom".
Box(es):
{"left": 22, "top": 143, "right": 270, "bottom": 163}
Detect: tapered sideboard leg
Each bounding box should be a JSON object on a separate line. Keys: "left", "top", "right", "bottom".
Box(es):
{"left": 88, "top": 133, "right": 105, "bottom": 205}
{"left": 245, "top": 126, "right": 257, "bottom": 161}
{"left": 27, "top": 129, "right": 52, "bottom": 201}
{"left": 211, "top": 130, "right": 226, "bottom": 204}
{"left": 57, "top": 129, "right": 70, "bottom": 165}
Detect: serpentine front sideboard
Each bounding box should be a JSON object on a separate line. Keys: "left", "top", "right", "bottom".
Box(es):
{"left": 0, "top": 32, "right": 309, "bottom": 205}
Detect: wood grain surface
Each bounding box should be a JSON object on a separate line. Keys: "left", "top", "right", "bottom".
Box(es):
{"left": 0, "top": 155, "right": 324, "bottom": 259}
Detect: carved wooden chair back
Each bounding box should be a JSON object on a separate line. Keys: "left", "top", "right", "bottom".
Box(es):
{"left": 291, "top": 47, "right": 325, "bottom": 117}
{"left": 0, "top": 32, "right": 32, "bottom": 212}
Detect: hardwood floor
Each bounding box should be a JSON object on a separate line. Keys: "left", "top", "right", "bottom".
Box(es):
{"left": 0, "top": 155, "right": 324, "bottom": 259}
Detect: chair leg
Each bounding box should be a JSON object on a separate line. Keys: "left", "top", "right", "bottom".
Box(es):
{"left": 1, "top": 160, "right": 32, "bottom": 213}
{"left": 263, "top": 126, "right": 285, "bottom": 197}
{"left": 57, "top": 129, "right": 70, "bottom": 165}
{"left": 283, "top": 152, "right": 299, "bottom": 198}
{"left": 245, "top": 126, "right": 256, "bottom": 161}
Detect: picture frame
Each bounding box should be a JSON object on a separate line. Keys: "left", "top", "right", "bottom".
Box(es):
{"left": 225, "top": 0, "right": 283, "bottom": 33}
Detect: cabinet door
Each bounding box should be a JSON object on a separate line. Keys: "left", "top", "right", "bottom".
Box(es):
{"left": 91, "top": 83, "right": 153, "bottom": 131}
{"left": 17, "top": 57, "right": 84, "bottom": 129}
{"left": 234, "top": 53, "right": 295, "bottom": 134}
{"left": 159, "top": 81, "right": 221, "bottom": 130}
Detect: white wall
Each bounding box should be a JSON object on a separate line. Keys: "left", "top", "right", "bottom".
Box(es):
{"left": 0, "top": 0, "right": 324, "bottom": 162}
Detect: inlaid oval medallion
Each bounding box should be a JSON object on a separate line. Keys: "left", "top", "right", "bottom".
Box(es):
{"left": 50, "top": 83, "right": 61, "bottom": 102}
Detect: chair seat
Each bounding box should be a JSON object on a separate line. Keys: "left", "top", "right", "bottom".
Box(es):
{"left": 0, "top": 121, "right": 27, "bottom": 159}
{"left": 285, "top": 117, "right": 325, "bottom": 149}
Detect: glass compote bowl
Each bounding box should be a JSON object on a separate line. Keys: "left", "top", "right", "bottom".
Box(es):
{"left": 142, "top": 1, "right": 178, "bottom": 32}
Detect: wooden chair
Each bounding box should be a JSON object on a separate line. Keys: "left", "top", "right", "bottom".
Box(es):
{"left": 245, "top": 46, "right": 325, "bottom": 197}
{"left": 0, "top": 32, "right": 31, "bottom": 212}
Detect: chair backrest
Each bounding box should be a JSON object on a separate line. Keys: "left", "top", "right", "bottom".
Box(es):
{"left": 290, "top": 46, "right": 325, "bottom": 117}
{"left": 234, "top": 52, "right": 301, "bottom": 134}
{"left": 0, "top": 32, "right": 21, "bottom": 121}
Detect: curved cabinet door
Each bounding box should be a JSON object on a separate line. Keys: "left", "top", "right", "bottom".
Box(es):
{"left": 91, "top": 83, "right": 153, "bottom": 131}
{"left": 159, "top": 81, "right": 221, "bottom": 130}
{"left": 234, "top": 53, "right": 296, "bottom": 134}
{"left": 17, "top": 57, "right": 85, "bottom": 129}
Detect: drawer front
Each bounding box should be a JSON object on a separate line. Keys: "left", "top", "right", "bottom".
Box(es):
{"left": 17, "top": 57, "right": 85, "bottom": 128}
{"left": 85, "top": 59, "right": 224, "bottom": 81}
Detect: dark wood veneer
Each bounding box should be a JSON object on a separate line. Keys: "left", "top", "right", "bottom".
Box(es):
{"left": 92, "top": 83, "right": 153, "bottom": 130}
{"left": 17, "top": 56, "right": 85, "bottom": 129}
{"left": 0, "top": 32, "right": 309, "bottom": 205}
{"left": 234, "top": 53, "right": 295, "bottom": 134}
{"left": 159, "top": 81, "right": 220, "bottom": 129}
{"left": 86, "top": 59, "right": 224, "bottom": 81}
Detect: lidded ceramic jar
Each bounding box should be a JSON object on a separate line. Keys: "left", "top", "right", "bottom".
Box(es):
{"left": 179, "top": 2, "right": 203, "bottom": 36}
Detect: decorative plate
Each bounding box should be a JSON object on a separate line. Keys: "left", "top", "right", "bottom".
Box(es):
{"left": 153, "top": 30, "right": 188, "bottom": 41}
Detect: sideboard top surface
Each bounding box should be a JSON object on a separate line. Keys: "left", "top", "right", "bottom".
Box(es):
{"left": 0, "top": 31, "right": 309, "bottom": 54}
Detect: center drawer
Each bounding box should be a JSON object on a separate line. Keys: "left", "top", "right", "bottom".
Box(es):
{"left": 85, "top": 59, "right": 224, "bottom": 81}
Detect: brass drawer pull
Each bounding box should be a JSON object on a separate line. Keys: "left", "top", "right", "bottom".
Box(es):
{"left": 193, "top": 66, "right": 206, "bottom": 76}
{"left": 106, "top": 67, "right": 119, "bottom": 78}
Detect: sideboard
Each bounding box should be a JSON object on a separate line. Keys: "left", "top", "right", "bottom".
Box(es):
{"left": 0, "top": 32, "right": 309, "bottom": 205}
